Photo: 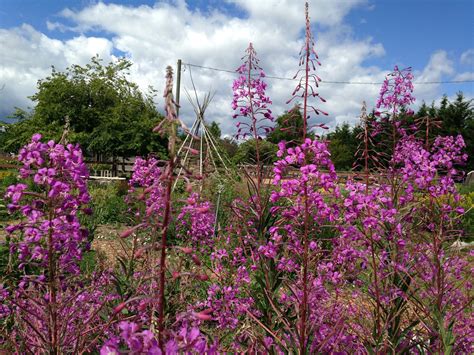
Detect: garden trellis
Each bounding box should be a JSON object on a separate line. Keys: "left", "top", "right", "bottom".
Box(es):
{"left": 173, "top": 65, "right": 232, "bottom": 192}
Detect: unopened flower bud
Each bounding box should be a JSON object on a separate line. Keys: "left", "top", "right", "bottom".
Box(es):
{"left": 120, "top": 223, "right": 144, "bottom": 238}
{"left": 196, "top": 274, "right": 209, "bottom": 281}
{"left": 180, "top": 247, "right": 193, "bottom": 254}
{"left": 134, "top": 248, "right": 145, "bottom": 259}
{"left": 114, "top": 302, "right": 127, "bottom": 314}
{"left": 120, "top": 228, "right": 135, "bottom": 239}
{"left": 194, "top": 310, "right": 212, "bottom": 321}
{"left": 191, "top": 254, "right": 201, "bottom": 266}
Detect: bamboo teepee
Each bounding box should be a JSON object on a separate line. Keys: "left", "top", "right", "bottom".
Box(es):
{"left": 173, "top": 68, "right": 231, "bottom": 190}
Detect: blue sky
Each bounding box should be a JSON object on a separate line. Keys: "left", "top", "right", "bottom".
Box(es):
{"left": 1, "top": 0, "right": 473, "bottom": 133}
{"left": 346, "top": 1, "right": 474, "bottom": 71}
{"left": 2, "top": 0, "right": 472, "bottom": 70}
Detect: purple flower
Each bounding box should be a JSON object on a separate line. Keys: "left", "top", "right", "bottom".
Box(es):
{"left": 232, "top": 43, "right": 274, "bottom": 140}
{"left": 5, "top": 135, "right": 90, "bottom": 273}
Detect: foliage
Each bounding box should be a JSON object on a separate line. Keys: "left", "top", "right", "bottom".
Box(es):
{"left": 326, "top": 123, "right": 361, "bottom": 170}
{"left": 267, "top": 105, "right": 307, "bottom": 145}
{"left": 232, "top": 138, "right": 277, "bottom": 165}
{"left": 220, "top": 137, "right": 239, "bottom": 159}
{"left": 206, "top": 121, "right": 221, "bottom": 139}
{"left": 459, "top": 184, "right": 474, "bottom": 241}
{"left": 87, "top": 182, "right": 129, "bottom": 225}
{"left": 0, "top": 171, "right": 18, "bottom": 194}
{"left": 202, "top": 121, "right": 238, "bottom": 166}
{"left": 0, "top": 56, "right": 168, "bottom": 159}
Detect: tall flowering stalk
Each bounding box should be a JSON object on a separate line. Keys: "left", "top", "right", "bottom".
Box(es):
{"left": 102, "top": 155, "right": 218, "bottom": 353}
{"left": 341, "top": 66, "right": 472, "bottom": 352}
{"left": 288, "top": 2, "right": 328, "bottom": 140}
{"left": 2, "top": 134, "right": 121, "bottom": 352}
{"left": 376, "top": 66, "right": 415, "bottom": 118}
{"left": 341, "top": 67, "right": 416, "bottom": 351}
{"left": 113, "top": 66, "right": 218, "bottom": 352}
{"left": 270, "top": 139, "right": 359, "bottom": 352}
{"left": 5, "top": 134, "right": 90, "bottom": 274}
{"left": 402, "top": 135, "right": 472, "bottom": 353}
{"left": 119, "top": 67, "right": 180, "bottom": 350}
{"left": 156, "top": 66, "right": 179, "bottom": 350}
{"left": 284, "top": 3, "right": 329, "bottom": 352}
{"left": 232, "top": 42, "right": 273, "bottom": 192}
{"left": 355, "top": 102, "right": 372, "bottom": 191}
{"left": 4, "top": 134, "right": 90, "bottom": 353}
{"left": 375, "top": 66, "right": 416, "bottom": 169}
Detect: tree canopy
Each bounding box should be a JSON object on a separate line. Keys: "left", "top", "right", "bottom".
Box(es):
{"left": 415, "top": 93, "right": 473, "bottom": 171}
{"left": 232, "top": 138, "right": 277, "bottom": 165}
{"left": 267, "top": 105, "right": 306, "bottom": 146}
{"left": 324, "top": 92, "right": 473, "bottom": 172}
{"left": 0, "top": 56, "right": 167, "bottom": 159}
{"left": 325, "top": 123, "right": 361, "bottom": 171}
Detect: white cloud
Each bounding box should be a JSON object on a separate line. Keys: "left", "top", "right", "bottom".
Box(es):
{"left": 454, "top": 72, "right": 474, "bottom": 81}
{"left": 0, "top": 24, "right": 113, "bottom": 117}
{"left": 412, "top": 50, "right": 455, "bottom": 105}
{"left": 227, "top": 0, "right": 368, "bottom": 28}
{"left": 0, "top": 0, "right": 468, "bottom": 136}
{"left": 460, "top": 49, "right": 474, "bottom": 66}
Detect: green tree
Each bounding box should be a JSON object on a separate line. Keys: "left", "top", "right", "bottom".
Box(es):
{"left": 416, "top": 93, "right": 473, "bottom": 171}
{"left": 267, "top": 105, "right": 307, "bottom": 146}
{"left": 326, "top": 123, "right": 359, "bottom": 171}
{"left": 221, "top": 137, "right": 239, "bottom": 158}
{"left": 0, "top": 108, "right": 44, "bottom": 152}
{"left": 233, "top": 139, "right": 277, "bottom": 165}
{"left": 207, "top": 121, "right": 221, "bottom": 139}
{"left": 1, "top": 56, "right": 167, "bottom": 159}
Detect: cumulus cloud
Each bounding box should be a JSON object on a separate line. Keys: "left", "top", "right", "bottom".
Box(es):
{"left": 454, "top": 72, "right": 474, "bottom": 81}
{"left": 0, "top": 24, "right": 113, "bottom": 119}
{"left": 460, "top": 49, "right": 474, "bottom": 66}
{"left": 412, "top": 50, "right": 455, "bottom": 105}
{"left": 0, "top": 0, "right": 467, "bottom": 135}
{"left": 227, "top": 0, "right": 368, "bottom": 28}
{"left": 44, "top": 0, "right": 386, "bottom": 133}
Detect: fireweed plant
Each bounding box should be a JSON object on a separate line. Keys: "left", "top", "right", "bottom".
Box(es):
{"left": 283, "top": 4, "right": 332, "bottom": 353}
{"left": 1, "top": 135, "right": 121, "bottom": 353}
{"left": 208, "top": 3, "right": 359, "bottom": 353}
{"left": 340, "top": 66, "right": 473, "bottom": 353}
{"left": 1, "top": 2, "right": 472, "bottom": 354}
{"left": 232, "top": 42, "right": 274, "bottom": 195}
{"left": 100, "top": 66, "right": 218, "bottom": 354}
{"left": 288, "top": 1, "right": 328, "bottom": 139}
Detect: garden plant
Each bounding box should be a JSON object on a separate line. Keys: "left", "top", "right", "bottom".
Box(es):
{"left": 0, "top": 2, "right": 472, "bottom": 354}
